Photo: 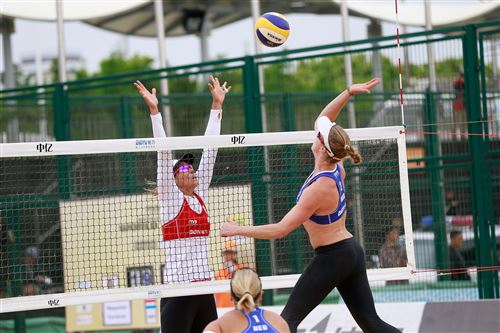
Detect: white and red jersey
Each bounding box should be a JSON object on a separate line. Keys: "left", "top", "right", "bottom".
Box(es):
{"left": 151, "top": 111, "right": 221, "bottom": 283}
{"left": 161, "top": 192, "right": 210, "bottom": 241}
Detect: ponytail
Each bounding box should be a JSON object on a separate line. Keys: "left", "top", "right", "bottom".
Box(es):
{"left": 344, "top": 144, "right": 362, "bottom": 164}
{"left": 236, "top": 292, "right": 257, "bottom": 314}
{"left": 230, "top": 268, "right": 262, "bottom": 314}
{"left": 328, "top": 125, "right": 363, "bottom": 164}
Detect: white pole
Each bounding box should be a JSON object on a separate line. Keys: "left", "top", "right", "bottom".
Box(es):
{"left": 424, "top": 0, "right": 437, "bottom": 91}
{"left": 340, "top": 0, "right": 356, "bottom": 128}
{"left": 198, "top": 13, "right": 211, "bottom": 84}
{"left": 1, "top": 18, "right": 15, "bottom": 89}
{"left": 36, "top": 47, "right": 48, "bottom": 138}
{"left": 154, "top": 0, "right": 173, "bottom": 136}
{"left": 251, "top": 0, "right": 264, "bottom": 56}
{"left": 340, "top": 0, "right": 364, "bottom": 248}
{"left": 199, "top": 15, "right": 210, "bottom": 63}
{"left": 55, "top": 0, "right": 67, "bottom": 82}
{"left": 251, "top": 0, "right": 276, "bottom": 276}
{"left": 250, "top": 0, "right": 268, "bottom": 132}
{"left": 1, "top": 17, "right": 19, "bottom": 142}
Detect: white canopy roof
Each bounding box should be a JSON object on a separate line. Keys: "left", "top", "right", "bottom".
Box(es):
{"left": 0, "top": 0, "right": 149, "bottom": 21}
{"left": 342, "top": 0, "right": 499, "bottom": 27}
{"left": 1, "top": 0, "right": 498, "bottom": 33}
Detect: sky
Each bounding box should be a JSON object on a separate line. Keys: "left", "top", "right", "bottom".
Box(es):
{"left": 3, "top": 13, "right": 401, "bottom": 74}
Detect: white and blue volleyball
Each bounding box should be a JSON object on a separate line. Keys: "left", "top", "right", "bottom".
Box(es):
{"left": 255, "top": 12, "right": 290, "bottom": 48}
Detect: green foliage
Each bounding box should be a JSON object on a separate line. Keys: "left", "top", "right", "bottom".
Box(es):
{"left": 261, "top": 53, "right": 397, "bottom": 93}
{"left": 97, "top": 51, "right": 154, "bottom": 77}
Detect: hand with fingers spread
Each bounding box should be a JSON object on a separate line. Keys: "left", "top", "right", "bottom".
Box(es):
{"left": 347, "top": 77, "right": 381, "bottom": 96}
{"left": 134, "top": 80, "right": 159, "bottom": 114}
{"left": 208, "top": 75, "right": 231, "bottom": 110}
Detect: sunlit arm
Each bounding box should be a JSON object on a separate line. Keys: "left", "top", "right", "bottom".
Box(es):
{"left": 317, "top": 89, "right": 352, "bottom": 123}
{"left": 317, "top": 77, "right": 381, "bottom": 124}
{"left": 221, "top": 186, "right": 321, "bottom": 239}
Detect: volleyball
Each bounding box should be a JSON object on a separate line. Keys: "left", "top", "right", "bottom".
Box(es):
{"left": 254, "top": 12, "right": 290, "bottom": 48}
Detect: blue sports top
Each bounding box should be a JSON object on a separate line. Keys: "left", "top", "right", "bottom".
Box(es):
{"left": 242, "top": 307, "right": 279, "bottom": 333}
{"left": 296, "top": 164, "right": 347, "bottom": 224}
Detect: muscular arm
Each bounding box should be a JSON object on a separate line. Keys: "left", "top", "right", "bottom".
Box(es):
{"left": 316, "top": 78, "right": 381, "bottom": 125}
{"left": 317, "top": 89, "right": 353, "bottom": 123}
{"left": 221, "top": 185, "right": 323, "bottom": 239}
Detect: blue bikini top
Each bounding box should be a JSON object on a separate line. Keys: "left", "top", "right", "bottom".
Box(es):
{"left": 296, "top": 164, "right": 347, "bottom": 224}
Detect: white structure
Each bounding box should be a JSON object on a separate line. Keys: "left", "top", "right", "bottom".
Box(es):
{"left": 20, "top": 53, "right": 86, "bottom": 85}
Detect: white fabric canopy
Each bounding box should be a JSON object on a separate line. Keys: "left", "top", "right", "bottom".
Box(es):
{"left": 1, "top": 0, "right": 498, "bottom": 28}
{"left": 339, "top": 0, "right": 499, "bottom": 27}
{"left": 0, "top": 0, "right": 149, "bottom": 21}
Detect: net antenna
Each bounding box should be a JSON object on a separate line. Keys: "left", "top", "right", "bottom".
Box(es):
{"left": 395, "top": 0, "right": 406, "bottom": 126}
{"left": 0, "top": 128, "right": 415, "bottom": 313}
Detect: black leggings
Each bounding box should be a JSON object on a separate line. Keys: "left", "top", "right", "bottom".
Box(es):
{"left": 160, "top": 294, "right": 217, "bottom": 333}
{"left": 281, "top": 238, "right": 400, "bottom": 333}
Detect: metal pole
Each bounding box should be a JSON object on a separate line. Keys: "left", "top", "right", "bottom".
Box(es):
{"left": 401, "top": 24, "right": 411, "bottom": 81}
{"left": 425, "top": 0, "right": 448, "bottom": 279}
{"left": 368, "top": 19, "right": 384, "bottom": 112}
{"left": 251, "top": 0, "right": 268, "bottom": 132}
{"left": 1, "top": 18, "right": 15, "bottom": 89}
{"left": 424, "top": 0, "right": 437, "bottom": 91}
{"left": 492, "top": 36, "right": 499, "bottom": 90}
{"left": 199, "top": 16, "right": 210, "bottom": 63}
{"left": 198, "top": 13, "right": 211, "bottom": 84}
{"left": 55, "top": 0, "right": 67, "bottom": 82}
{"left": 154, "top": 0, "right": 173, "bottom": 136}
{"left": 340, "top": 0, "right": 364, "bottom": 249}
{"left": 340, "top": 0, "right": 356, "bottom": 128}
{"left": 250, "top": 0, "right": 276, "bottom": 281}
{"left": 1, "top": 17, "right": 19, "bottom": 143}
{"left": 36, "top": 47, "right": 48, "bottom": 139}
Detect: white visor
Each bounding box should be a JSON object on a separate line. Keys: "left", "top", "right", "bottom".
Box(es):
{"left": 316, "top": 116, "right": 336, "bottom": 157}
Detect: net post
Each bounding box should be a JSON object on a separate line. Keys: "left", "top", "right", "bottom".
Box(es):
{"left": 243, "top": 56, "right": 273, "bottom": 305}
{"left": 463, "top": 24, "right": 499, "bottom": 298}
{"left": 423, "top": 89, "right": 449, "bottom": 280}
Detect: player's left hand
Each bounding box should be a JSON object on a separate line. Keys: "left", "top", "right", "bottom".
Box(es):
{"left": 221, "top": 220, "right": 239, "bottom": 237}
{"left": 208, "top": 75, "right": 231, "bottom": 109}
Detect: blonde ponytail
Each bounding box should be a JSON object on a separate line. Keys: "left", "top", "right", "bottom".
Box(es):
{"left": 345, "top": 144, "right": 362, "bottom": 164}
{"left": 236, "top": 292, "right": 257, "bottom": 314}
{"left": 328, "top": 125, "right": 363, "bottom": 164}
{"left": 230, "top": 268, "right": 262, "bottom": 314}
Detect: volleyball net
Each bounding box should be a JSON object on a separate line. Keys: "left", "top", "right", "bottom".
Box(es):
{"left": 0, "top": 126, "right": 415, "bottom": 312}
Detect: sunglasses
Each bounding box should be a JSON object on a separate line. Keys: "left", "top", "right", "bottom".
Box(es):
{"left": 173, "top": 164, "right": 192, "bottom": 176}
{"left": 316, "top": 131, "right": 324, "bottom": 144}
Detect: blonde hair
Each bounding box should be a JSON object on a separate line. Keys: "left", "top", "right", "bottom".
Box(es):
{"left": 230, "top": 268, "right": 262, "bottom": 314}
{"left": 328, "top": 125, "right": 362, "bottom": 164}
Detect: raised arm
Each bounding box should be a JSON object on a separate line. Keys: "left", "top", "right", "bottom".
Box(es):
{"left": 134, "top": 80, "right": 176, "bottom": 209}
{"left": 316, "top": 78, "right": 381, "bottom": 126}
{"left": 197, "top": 76, "right": 231, "bottom": 197}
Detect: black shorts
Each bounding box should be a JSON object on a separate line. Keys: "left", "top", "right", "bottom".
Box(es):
{"left": 160, "top": 294, "right": 217, "bottom": 333}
